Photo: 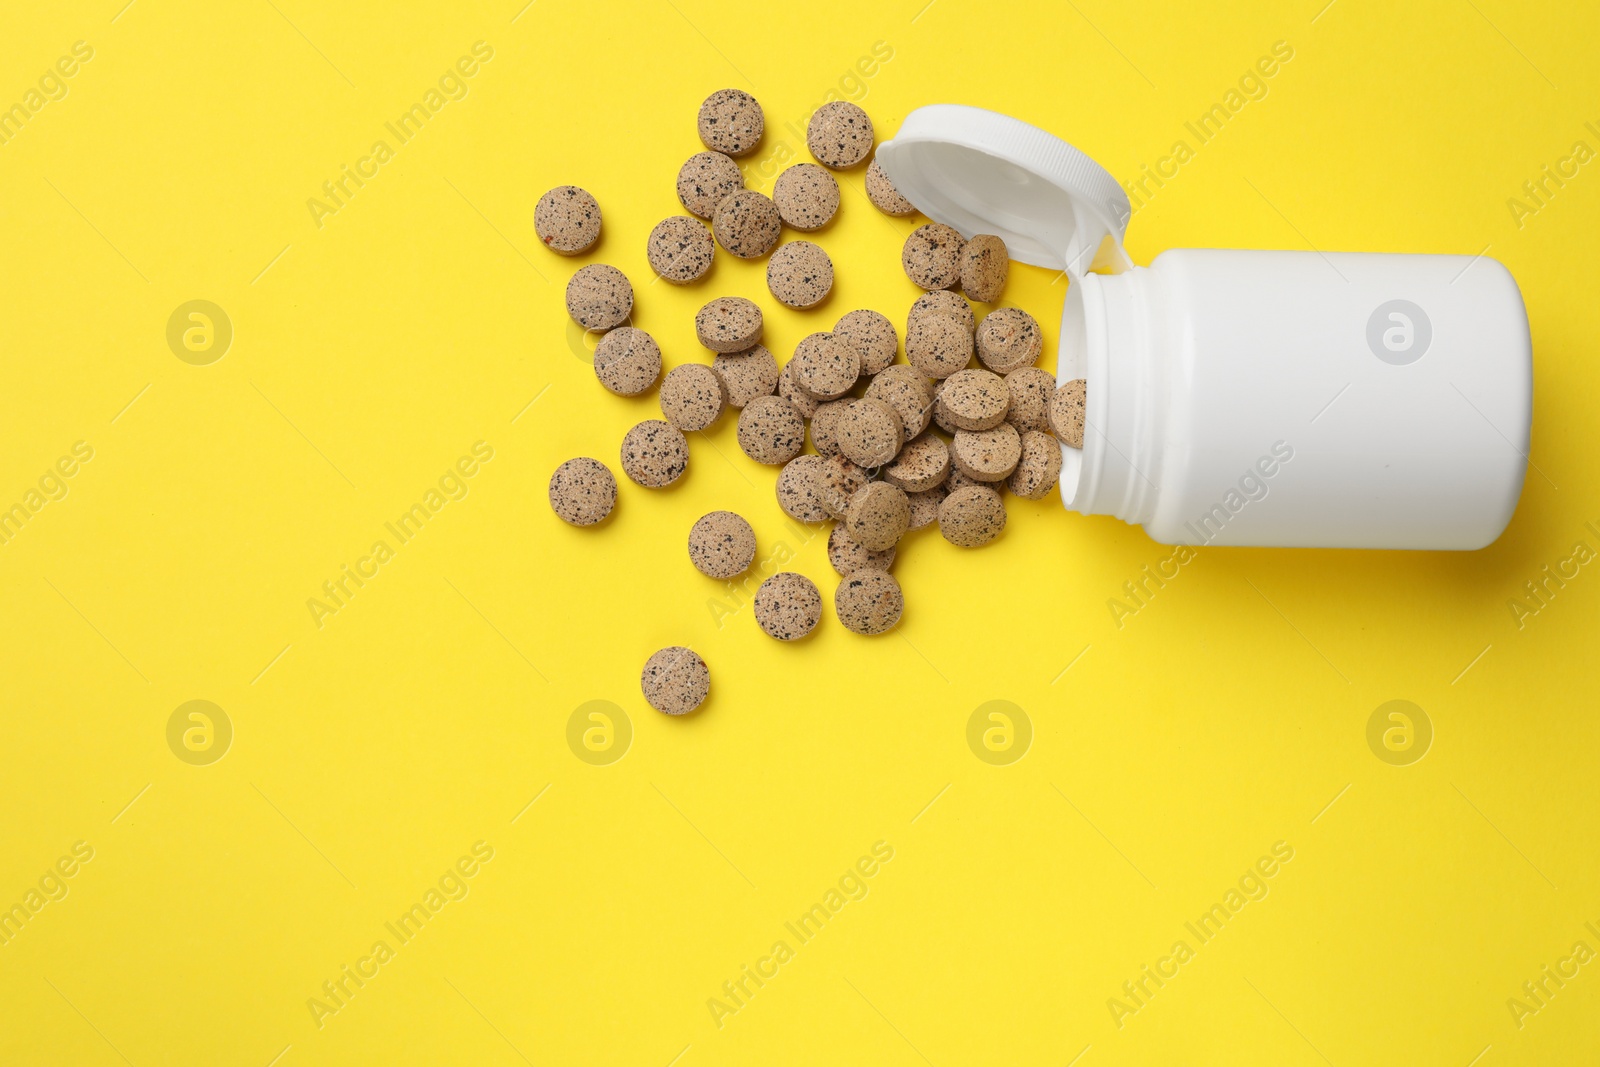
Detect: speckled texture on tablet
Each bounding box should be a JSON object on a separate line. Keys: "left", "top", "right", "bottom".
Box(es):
{"left": 906, "top": 485, "right": 947, "bottom": 531}
{"left": 776, "top": 454, "right": 830, "bottom": 523}
{"left": 931, "top": 378, "right": 961, "bottom": 435}
{"left": 592, "top": 327, "right": 661, "bottom": 397}
{"left": 807, "top": 101, "right": 875, "bottom": 169}
{"left": 548, "top": 457, "right": 617, "bottom": 527}
{"left": 834, "top": 569, "right": 903, "bottom": 635}
{"left": 713, "top": 189, "right": 782, "bottom": 259}
{"left": 902, "top": 223, "right": 966, "bottom": 290}
{"left": 833, "top": 309, "right": 898, "bottom": 375}
{"left": 753, "top": 572, "right": 823, "bottom": 641}
{"left": 951, "top": 423, "right": 1022, "bottom": 481}
{"left": 659, "top": 364, "right": 728, "bottom": 432}
{"left": 790, "top": 332, "right": 860, "bottom": 400}
{"left": 838, "top": 397, "right": 904, "bottom": 468}
{"left": 647, "top": 216, "right": 715, "bottom": 284}
{"left": 1050, "top": 378, "right": 1087, "bottom": 448}
{"left": 977, "top": 307, "right": 1043, "bottom": 373}
{"left": 1004, "top": 367, "right": 1055, "bottom": 433}
{"left": 535, "top": 185, "right": 602, "bottom": 255}
{"left": 864, "top": 365, "right": 933, "bottom": 442}
{"left": 865, "top": 158, "right": 916, "bottom": 216}
{"left": 736, "top": 394, "right": 806, "bottom": 465}
{"left": 1009, "top": 430, "right": 1064, "bottom": 500}
{"left": 566, "top": 264, "right": 634, "bottom": 331}
{"left": 906, "top": 312, "right": 974, "bottom": 379}
{"left": 945, "top": 466, "right": 986, "bottom": 493}
{"left": 960, "top": 234, "right": 1009, "bottom": 302}
{"left": 698, "top": 89, "right": 764, "bottom": 157}
{"left": 711, "top": 345, "right": 779, "bottom": 409}
{"left": 809, "top": 399, "right": 851, "bottom": 457}
{"left": 827, "top": 524, "right": 895, "bottom": 576}
{"left": 687, "top": 510, "right": 756, "bottom": 579}
{"left": 696, "top": 296, "right": 763, "bottom": 353}
{"left": 777, "top": 359, "right": 821, "bottom": 418}
{"left": 938, "top": 485, "right": 1007, "bottom": 547}
{"left": 883, "top": 433, "right": 950, "bottom": 493}
{"left": 846, "top": 482, "right": 910, "bottom": 551}
{"left": 620, "top": 419, "right": 690, "bottom": 488}
{"left": 677, "top": 151, "right": 744, "bottom": 218}
{"left": 767, "top": 241, "right": 833, "bottom": 309}
{"left": 817, "top": 454, "right": 870, "bottom": 518}
{"left": 773, "top": 163, "right": 840, "bottom": 231}
{"left": 908, "top": 289, "right": 976, "bottom": 335}
{"left": 641, "top": 646, "right": 710, "bottom": 715}
{"left": 938, "top": 368, "right": 1011, "bottom": 431}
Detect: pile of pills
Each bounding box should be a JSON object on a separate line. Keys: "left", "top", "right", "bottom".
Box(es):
{"left": 541, "top": 90, "right": 1089, "bottom": 716}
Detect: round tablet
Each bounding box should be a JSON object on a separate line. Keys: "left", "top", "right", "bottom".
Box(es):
{"left": 753, "top": 572, "right": 822, "bottom": 641}
{"left": 902, "top": 223, "right": 965, "bottom": 290}
{"left": 1004, "top": 367, "right": 1055, "bottom": 433}
{"left": 809, "top": 399, "right": 851, "bottom": 457}
{"left": 535, "top": 185, "right": 601, "bottom": 255}
{"left": 659, "top": 364, "right": 728, "bottom": 432}
{"left": 696, "top": 296, "right": 763, "bottom": 353}
{"left": 790, "top": 332, "right": 859, "bottom": 400}
{"left": 838, "top": 397, "right": 904, "bottom": 468}
{"left": 817, "top": 454, "right": 870, "bottom": 518}
{"left": 713, "top": 189, "right": 782, "bottom": 259}
{"left": 687, "top": 510, "right": 756, "bottom": 579}
{"left": 906, "top": 312, "right": 974, "bottom": 379}
{"left": 773, "top": 163, "right": 840, "bottom": 231}
{"left": 828, "top": 524, "right": 894, "bottom": 575}
{"left": 677, "top": 151, "right": 744, "bottom": 218}
{"left": 620, "top": 420, "right": 690, "bottom": 488}
{"left": 864, "top": 365, "right": 933, "bottom": 442}
{"left": 846, "top": 482, "right": 910, "bottom": 551}
{"left": 698, "top": 89, "right": 764, "bottom": 157}
{"left": 906, "top": 485, "right": 947, "bottom": 531}
{"left": 977, "top": 308, "right": 1043, "bottom": 373}
{"left": 592, "top": 327, "right": 661, "bottom": 396}
{"left": 647, "top": 216, "right": 715, "bottom": 284}
{"left": 736, "top": 395, "right": 806, "bottom": 465}
{"left": 930, "top": 378, "right": 960, "bottom": 435}
{"left": 1010, "top": 430, "right": 1063, "bottom": 500}
{"left": 1050, "top": 378, "right": 1087, "bottom": 448}
{"left": 641, "top": 646, "right": 710, "bottom": 715}
{"left": 566, "top": 264, "right": 633, "bottom": 331}
{"left": 951, "top": 424, "right": 1022, "bottom": 481}
{"left": 776, "top": 454, "right": 829, "bottom": 523}
{"left": 961, "top": 234, "right": 1009, "bottom": 303}
{"left": 865, "top": 157, "right": 916, "bottom": 216}
{"left": 938, "top": 368, "right": 1011, "bottom": 431}
{"left": 767, "top": 241, "right": 833, "bottom": 309}
{"left": 834, "top": 570, "right": 903, "bottom": 635}
{"left": 883, "top": 433, "right": 950, "bottom": 493}
{"left": 908, "top": 289, "right": 975, "bottom": 335}
{"left": 807, "top": 101, "right": 874, "bottom": 169}
{"left": 777, "top": 359, "right": 821, "bottom": 418}
{"left": 548, "top": 458, "right": 617, "bottom": 526}
{"left": 833, "top": 309, "right": 898, "bottom": 375}
{"left": 938, "top": 485, "right": 1006, "bottom": 547}
{"left": 711, "top": 345, "right": 779, "bottom": 408}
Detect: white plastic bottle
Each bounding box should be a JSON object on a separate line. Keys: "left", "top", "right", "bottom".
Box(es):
{"left": 879, "top": 106, "right": 1532, "bottom": 550}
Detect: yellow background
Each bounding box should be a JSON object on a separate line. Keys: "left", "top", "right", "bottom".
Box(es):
{"left": 1, "top": 0, "right": 1597, "bottom": 1063}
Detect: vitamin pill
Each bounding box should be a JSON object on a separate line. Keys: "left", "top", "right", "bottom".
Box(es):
{"left": 698, "top": 89, "right": 764, "bottom": 157}
{"left": 566, "top": 264, "right": 633, "bottom": 331}
{"left": 883, "top": 433, "right": 950, "bottom": 493}
{"left": 753, "top": 572, "right": 823, "bottom": 640}
{"left": 790, "top": 332, "right": 860, "bottom": 400}
{"left": 767, "top": 241, "right": 834, "bottom": 309}
{"left": 1009, "top": 430, "right": 1063, "bottom": 500}
{"left": 659, "top": 364, "right": 728, "bottom": 432}
{"left": 817, "top": 453, "right": 870, "bottom": 518}
{"left": 960, "top": 234, "right": 1009, "bottom": 302}
{"left": 687, "top": 510, "right": 757, "bottom": 579}
{"left": 1050, "top": 378, "right": 1087, "bottom": 448}
{"left": 833, "top": 309, "right": 898, "bottom": 375}
{"left": 902, "top": 223, "right": 966, "bottom": 290}
{"left": 535, "top": 185, "right": 602, "bottom": 255}
{"left": 776, "top": 454, "right": 830, "bottom": 523}
{"left": 713, "top": 189, "right": 782, "bottom": 259}
{"left": 865, "top": 158, "right": 916, "bottom": 216}
{"left": 906, "top": 485, "right": 947, "bottom": 531}
{"left": 620, "top": 420, "right": 690, "bottom": 487}
{"left": 834, "top": 570, "right": 904, "bottom": 635}
{"left": 809, "top": 399, "right": 851, "bottom": 457}
{"left": 864, "top": 365, "right": 933, "bottom": 441}
{"left": 838, "top": 397, "right": 904, "bottom": 468}
{"left": 828, "top": 524, "right": 895, "bottom": 575}
{"left": 647, "top": 216, "right": 715, "bottom": 283}
{"left": 938, "top": 368, "right": 1011, "bottom": 431}
{"left": 736, "top": 395, "right": 806, "bottom": 465}
{"left": 1004, "top": 367, "right": 1055, "bottom": 433}
{"left": 906, "top": 312, "right": 974, "bottom": 379}
{"left": 772, "top": 163, "right": 840, "bottom": 231}
{"left": 938, "top": 485, "right": 1007, "bottom": 547}
{"left": 593, "top": 327, "right": 661, "bottom": 397}
{"left": 846, "top": 482, "right": 910, "bottom": 551}
{"left": 908, "top": 289, "right": 975, "bottom": 335}
{"left": 711, "top": 344, "right": 779, "bottom": 408}
{"left": 548, "top": 457, "right": 617, "bottom": 526}
{"left": 777, "top": 359, "right": 821, "bottom": 418}
{"left": 696, "top": 296, "right": 763, "bottom": 353}
{"left": 976, "top": 307, "right": 1042, "bottom": 373}
{"left": 951, "top": 423, "right": 1022, "bottom": 481}
{"left": 807, "top": 101, "right": 874, "bottom": 169}
{"left": 677, "top": 151, "right": 744, "bottom": 218}
{"left": 641, "top": 646, "right": 710, "bottom": 715}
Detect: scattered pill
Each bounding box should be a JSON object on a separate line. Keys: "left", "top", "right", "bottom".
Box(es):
{"left": 809, "top": 399, "right": 851, "bottom": 457}
{"left": 698, "top": 89, "right": 764, "bottom": 157}
{"left": 790, "top": 332, "right": 860, "bottom": 400}
{"left": 641, "top": 646, "right": 710, "bottom": 715}
{"left": 713, "top": 189, "right": 782, "bottom": 259}
{"left": 1050, "top": 378, "right": 1087, "bottom": 448}
{"left": 659, "top": 364, "right": 728, "bottom": 431}
{"left": 906, "top": 485, "right": 947, "bottom": 530}
{"left": 1004, "top": 367, "right": 1055, "bottom": 433}
{"left": 736, "top": 394, "right": 806, "bottom": 465}
{"left": 838, "top": 397, "right": 904, "bottom": 468}
{"left": 711, "top": 344, "right": 779, "bottom": 408}
{"left": 960, "top": 234, "right": 1009, "bottom": 302}
{"left": 548, "top": 457, "right": 617, "bottom": 526}
{"left": 846, "top": 482, "right": 910, "bottom": 551}
{"left": 1009, "top": 430, "right": 1064, "bottom": 500}
{"left": 592, "top": 327, "right": 661, "bottom": 397}
{"left": 902, "top": 223, "right": 965, "bottom": 290}
{"left": 906, "top": 312, "right": 974, "bottom": 379}
{"left": 753, "top": 572, "right": 823, "bottom": 640}
{"left": 834, "top": 569, "right": 903, "bottom": 635}
{"left": 773, "top": 163, "right": 840, "bottom": 231}
{"left": 807, "top": 101, "right": 874, "bottom": 169}
{"left": 938, "top": 485, "right": 1007, "bottom": 547}
{"left": 828, "top": 524, "right": 895, "bottom": 575}
{"left": 833, "top": 309, "right": 898, "bottom": 375}
{"left": 776, "top": 454, "right": 830, "bottom": 523}
{"left": 677, "top": 151, "right": 744, "bottom": 218}
{"left": 976, "top": 307, "right": 1042, "bottom": 373}
{"left": 767, "top": 241, "right": 834, "bottom": 309}
{"left": 938, "top": 368, "right": 1011, "bottom": 431}
{"left": 952, "top": 423, "right": 1022, "bottom": 481}
{"left": 535, "top": 185, "right": 602, "bottom": 255}
{"left": 777, "top": 358, "right": 821, "bottom": 418}
{"left": 817, "top": 453, "right": 870, "bottom": 518}
{"left": 908, "top": 289, "right": 975, "bottom": 335}
{"left": 865, "top": 158, "right": 916, "bottom": 216}
{"left": 687, "top": 510, "right": 757, "bottom": 579}
{"left": 566, "top": 264, "right": 633, "bottom": 331}
{"left": 883, "top": 433, "right": 950, "bottom": 493}
{"left": 620, "top": 419, "right": 690, "bottom": 487}
{"left": 696, "top": 296, "right": 764, "bottom": 353}
{"left": 647, "top": 216, "right": 715, "bottom": 283}
{"left": 864, "top": 365, "right": 933, "bottom": 441}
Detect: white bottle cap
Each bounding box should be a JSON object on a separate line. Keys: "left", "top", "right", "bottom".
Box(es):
{"left": 876, "top": 104, "right": 1132, "bottom": 277}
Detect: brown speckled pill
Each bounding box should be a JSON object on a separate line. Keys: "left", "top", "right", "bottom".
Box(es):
{"left": 833, "top": 309, "right": 898, "bottom": 375}
{"left": 677, "top": 151, "right": 744, "bottom": 218}
{"left": 902, "top": 223, "right": 966, "bottom": 290}
{"left": 548, "top": 457, "right": 617, "bottom": 526}
{"left": 776, "top": 454, "right": 829, "bottom": 523}
{"left": 566, "top": 264, "right": 633, "bottom": 331}
{"left": 906, "top": 312, "right": 974, "bottom": 379}
{"left": 1009, "top": 430, "right": 1063, "bottom": 500}
{"left": 659, "top": 364, "right": 728, "bottom": 432}
{"left": 593, "top": 327, "right": 661, "bottom": 397}
{"left": 687, "top": 510, "right": 756, "bottom": 579}
{"left": 1050, "top": 378, "right": 1087, "bottom": 448}
{"left": 736, "top": 394, "right": 806, "bottom": 465}
{"left": 909, "top": 289, "right": 975, "bottom": 335}
{"left": 641, "top": 646, "right": 710, "bottom": 715}
{"left": 698, "top": 89, "right": 764, "bottom": 157}
{"left": 977, "top": 307, "right": 1043, "bottom": 373}
{"left": 846, "top": 482, "right": 910, "bottom": 551}
{"left": 864, "top": 365, "right": 933, "bottom": 442}
{"left": 713, "top": 189, "right": 782, "bottom": 259}
{"left": 753, "top": 572, "right": 822, "bottom": 641}
{"left": 865, "top": 157, "right": 916, "bottom": 216}
{"left": 931, "top": 379, "right": 960, "bottom": 435}
{"left": 648, "top": 216, "right": 715, "bottom": 284}
{"left": 952, "top": 423, "right": 1022, "bottom": 481}
{"left": 1004, "top": 367, "right": 1055, "bottom": 433}
{"left": 535, "top": 185, "right": 602, "bottom": 255}
{"left": 767, "top": 241, "right": 833, "bottom": 309}
{"left": 834, "top": 569, "right": 903, "bottom": 635}
{"left": 938, "top": 485, "right": 1006, "bottom": 547}
{"left": 809, "top": 399, "right": 851, "bottom": 457}
{"left": 817, "top": 453, "right": 870, "bottom": 518}
{"left": 838, "top": 397, "right": 904, "bottom": 468}
{"left": 807, "top": 101, "right": 874, "bottom": 169}
{"left": 620, "top": 420, "right": 690, "bottom": 488}
{"left": 883, "top": 433, "right": 950, "bottom": 493}
{"left": 773, "top": 163, "right": 840, "bottom": 231}
{"left": 938, "top": 368, "right": 1011, "bottom": 431}
{"left": 906, "top": 485, "right": 947, "bottom": 531}
{"left": 960, "top": 234, "right": 1009, "bottom": 302}
{"left": 828, "top": 524, "right": 894, "bottom": 575}
{"left": 712, "top": 344, "right": 779, "bottom": 408}
{"left": 790, "top": 332, "right": 860, "bottom": 400}
{"left": 696, "top": 296, "right": 763, "bottom": 353}
{"left": 777, "top": 359, "right": 821, "bottom": 418}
